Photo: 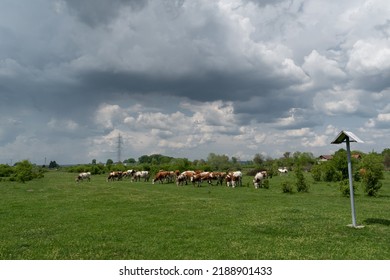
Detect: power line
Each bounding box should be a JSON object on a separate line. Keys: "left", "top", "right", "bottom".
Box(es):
{"left": 117, "top": 133, "right": 123, "bottom": 163}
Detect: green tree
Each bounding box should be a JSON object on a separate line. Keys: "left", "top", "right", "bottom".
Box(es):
{"left": 49, "top": 160, "right": 59, "bottom": 169}
{"left": 360, "top": 153, "right": 384, "bottom": 196}
{"left": 253, "top": 153, "right": 264, "bottom": 166}
{"left": 207, "top": 153, "right": 230, "bottom": 171}
{"left": 13, "top": 160, "right": 34, "bottom": 183}
{"left": 321, "top": 161, "right": 342, "bottom": 182}
{"left": 382, "top": 148, "right": 390, "bottom": 170}
{"left": 278, "top": 152, "right": 293, "bottom": 171}
{"left": 293, "top": 151, "right": 315, "bottom": 171}
{"left": 0, "top": 164, "right": 13, "bottom": 177}
{"left": 123, "top": 158, "right": 136, "bottom": 164}
{"left": 106, "top": 159, "right": 114, "bottom": 166}
{"left": 138, "top": 155, "right": 150, "bottom": 164}
{"left": 332, "top": 149, "right": 352, "bottom": 180}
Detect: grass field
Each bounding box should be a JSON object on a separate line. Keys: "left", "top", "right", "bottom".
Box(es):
{"left": 1, "top": 170, "right": 389, "bottom": 260}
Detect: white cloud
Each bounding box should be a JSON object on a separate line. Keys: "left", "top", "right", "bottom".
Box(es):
{"left": 377, "top": 113, "right": 390, "bottom": 122}
{"left": 302, "top": 50, "right": 346, "bottom": 89}
{"left": 325, "top": 124, "right": 338, "bottom": 136}
{"left": 94, "top": 104, "right": 127, "bottom": 129}
{"left": 314, "top": 88, "right": 361, "bottom": 116}
{"left": 347, "top": 39, "right": 390, "bottom": 75}
{"left": 302, "top": 134, "right": 328, "bottom": 148}
{"left": 285, "top": 128, "right": 312, "bottom": 138}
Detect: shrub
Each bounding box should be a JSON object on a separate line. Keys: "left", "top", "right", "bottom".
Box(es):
{"left": 362, "top": 169, "right": 382, "bottom": 197}
{"left": 359, "top": 153, "right": 384, "bottom": 197}
{"left": 282, "top": 181, "right": 293, "bottom": 193}
{"left": 262, "top": 179, "right": 270, "bottom": 189}
{"left": 12, "top": 160, "right": 34, "bottom": 183}
{"left": 321, "top": 163, "right": 341, "bottom": 182}
{"left": 0, "top": 164, "right": 13, "bottom": 177}
{"left": 339, "top": 179, "right": 357, "bottom": 197}
{"left": 295, "top": 166, "right": 309, "bottom": 193}
{"left": 311, "top": 164, "right": 322, "bottom": 182}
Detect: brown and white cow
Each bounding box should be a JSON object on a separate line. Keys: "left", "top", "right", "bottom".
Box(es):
{"left": 107, "top": 171, "right": 123, "bottom": 182}
{"left": 231, "top": 171, "right": 242, "bottom": 187}
{"left": 253, "top": 172, "right": 265, "bottom": 189}
{"left": 209, "top": 171, "right": 226, "bottom": 186}
{"left": 176, "top": 170, "right": 196, "bottom": 186}
{"left": 152, "top": 171, "right": 170, "bottom": 184}
{"left": 76, "top": 172, "right": 91, "bottom": 182}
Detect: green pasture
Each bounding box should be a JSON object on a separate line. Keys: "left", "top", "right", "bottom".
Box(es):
{"left": 1, "top": 171, "right": 389, "bottom": 260}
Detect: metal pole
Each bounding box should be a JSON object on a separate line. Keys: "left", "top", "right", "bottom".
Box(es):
{"left": 346, "top": 137, "right": 357, "bottom": 227}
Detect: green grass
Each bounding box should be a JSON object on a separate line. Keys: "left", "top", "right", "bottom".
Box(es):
{"left": 1, "top": 171, "right": 389, "bottom": 260}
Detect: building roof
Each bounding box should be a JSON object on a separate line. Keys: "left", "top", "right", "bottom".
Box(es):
{"left": 319, "top": 155, "right": 333, "bottom": 160}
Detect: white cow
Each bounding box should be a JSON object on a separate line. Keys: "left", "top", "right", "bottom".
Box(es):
{"left": 278, "top": 167, "right": 288, "bottom": 174}
{"left": 253, "top": 172, "right": 265, "bottom": 189}
{"left": 132, "top": 170, "right": 150, "bottom": 182}
{"left": 76, "top": 172, "right": 91, "bottom": 182}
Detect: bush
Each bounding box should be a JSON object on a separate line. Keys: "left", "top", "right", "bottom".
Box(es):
{"left": 295, "top": 167, "right": 309, "bottom": 193}
{"left": 262, "top": 179, "right": 270, "bottom": 189}
{"left": 0, "top": 164, "right": 13, "bottom": 177}
{"left": 311, "top": 164, "right": 322, "bottom": 182}
{"left": 12, "top": 160, "right": 34, "bottom": 183}
{"left": 339, "top": 179, "right": 357, "bottom": 197}
{"left": 282, "top": 181, "right": 293, "bottom": 193}
{"left": 66, "top": 164, "right": 107, "bottom": 175}
{"left": 362, "top": 169, "right": 382, "bottom": 197}
{"left": 321, "top": 163, "right": 341, "bottom": 182}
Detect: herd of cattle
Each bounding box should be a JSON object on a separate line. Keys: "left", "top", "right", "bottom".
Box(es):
{"left": 75, "top": 168, "right": 283, "bottom": 188}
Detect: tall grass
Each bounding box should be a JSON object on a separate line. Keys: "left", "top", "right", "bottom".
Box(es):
{"left": 0, "top": 171, "right": 389, "bottom": 260}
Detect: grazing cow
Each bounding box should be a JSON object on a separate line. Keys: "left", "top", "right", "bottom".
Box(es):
{"left": 76, "top": 172, "right": 91, "bottom": 182}
{"left": 107, "top": 171, "right": 123, "bottom": 182}
{"left": 209, "top": 171, "right": 226, "bottom": 186}
{"left": 132, "top": 170, "right": 150, "bottom": 182}
{"left": 231, "top": 171, "right": 242, "bottom": 187}
{"left": 166, "top": 171, "right": 177, "bottom": 183}
{"left": 225, "top": 171, "right": 242, "bottom": 187}
{"left": 190, "top": 173, "right": 203, "bottom": 187}
{"left": 176, "top": 173, "right": 187, "bottom": 186}
{"left": 278, "top": 167, "right": 288, "bottom": 174}
{"left": 123, "top": 169, "right": 136, "bottom": 179}
{"left": 225, "top": 173, "right": 233, "bottom": 187}
{"left": 253, "top": 172, "right": 265, "bottom": 189}
{"left": 152, "top": 171, "right": 170, "bottom": 184}
{"left": 189, "top": 171, "right": 212, "bottom": 187}
{"left": 177, "top": 171, "right": 196, "bottom": 186}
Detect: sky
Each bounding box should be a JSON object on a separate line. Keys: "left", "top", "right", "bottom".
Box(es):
{"left": 1, "top": 0, "right": 390, "bottom": 165}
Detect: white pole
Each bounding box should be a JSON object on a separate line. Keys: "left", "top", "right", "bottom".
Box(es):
{"left": 346, "top": 136, "right": 357, "bottom": 227}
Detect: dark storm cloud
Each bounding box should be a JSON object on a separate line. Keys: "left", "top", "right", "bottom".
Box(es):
{"left": 234, "top": 93, "right": 309, "bottom": 123}
{"left": 1, "top": 0, "right": 390, "bottom": 163}
{"left": 77, "top": 67, "right": 300, "bottom": 103}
